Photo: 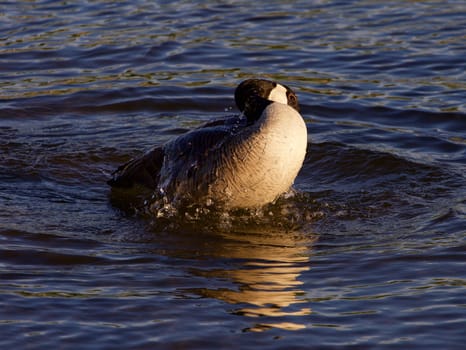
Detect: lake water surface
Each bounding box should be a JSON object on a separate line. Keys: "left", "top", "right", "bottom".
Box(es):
{"left": 1, "top": 1, "right": 466, "bottom": 349}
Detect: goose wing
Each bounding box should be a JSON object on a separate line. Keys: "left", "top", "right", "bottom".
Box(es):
{"left": 107, "top": 115, "right": 245, "bottom": 190}
{"left": 107, "top": 146, "right": 164, "bottom": 189}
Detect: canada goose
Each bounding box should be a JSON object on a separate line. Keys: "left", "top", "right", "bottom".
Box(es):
{"left": 108, "top": 78, "right": 307, "bottom": 209}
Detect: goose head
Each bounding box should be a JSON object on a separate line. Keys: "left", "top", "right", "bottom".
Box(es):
{"left": 234, "top": 79, "right": 300, "bottom": 124}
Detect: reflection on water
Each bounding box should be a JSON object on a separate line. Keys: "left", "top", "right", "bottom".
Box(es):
{"left": 185, "top": 229, "right": 315, "bottom": 332}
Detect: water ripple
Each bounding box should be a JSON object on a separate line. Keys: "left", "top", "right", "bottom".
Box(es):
{"left": 1, "top": 1, "right": 466, "bottom": 349}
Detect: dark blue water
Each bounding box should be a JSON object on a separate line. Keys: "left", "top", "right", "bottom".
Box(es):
{"left": 1, "top": 1, "right": 465, "bottom": 349}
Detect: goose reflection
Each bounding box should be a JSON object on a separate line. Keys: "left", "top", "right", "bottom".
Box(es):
{"left": 188, "top": 228, "right": 315, "bottom": 332}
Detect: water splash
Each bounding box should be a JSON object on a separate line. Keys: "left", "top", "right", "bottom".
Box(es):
{"left": 108, "top": 185, "right": 325, "bottom": 234}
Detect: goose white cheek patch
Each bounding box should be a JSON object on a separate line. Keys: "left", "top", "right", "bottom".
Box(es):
{"left": 267, "top": 84, "right": 288, "bottom": 104}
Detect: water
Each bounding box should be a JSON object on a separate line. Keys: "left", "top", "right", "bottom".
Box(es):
{"left": 1, "top": 0, "right": 465, "bottom": 348}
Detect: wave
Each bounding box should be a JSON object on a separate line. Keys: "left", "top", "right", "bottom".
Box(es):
{"left": 108, "top": 138, "right": 463, "bottom": 235}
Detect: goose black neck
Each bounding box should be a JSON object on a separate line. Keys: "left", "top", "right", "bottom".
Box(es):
{"left": 243, "top": 95, "right": 273, "bottom": 124}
